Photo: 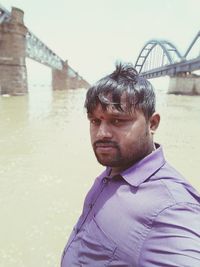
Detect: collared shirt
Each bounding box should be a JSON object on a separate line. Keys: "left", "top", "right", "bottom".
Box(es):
{"left": 61, "top": 145, "right": 200, "bottom": 267}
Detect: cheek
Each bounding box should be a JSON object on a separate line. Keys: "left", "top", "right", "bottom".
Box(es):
{"left": 123, "top": 124, "right": 141, "bottom": 138}
{"left": 118, "top": 124, "right": 147, "bottom": 145}
{"left": 115, "top": 131, "right": 135, "bottom": 150}
{"left": 90, "top": 127, "right": 96, "bottom": 142}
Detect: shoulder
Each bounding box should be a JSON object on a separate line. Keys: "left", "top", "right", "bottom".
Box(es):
{"left": 138, "top": 202, "right": 200, "bottom": 266}
{"left": 123, "top": 161, "right": 200, "bottom": 235}
{"left": 149, "top": 161, "right": 200, "bottom": 204}
{"left": 137, "top": 158, "right": 200, "bottom": 266}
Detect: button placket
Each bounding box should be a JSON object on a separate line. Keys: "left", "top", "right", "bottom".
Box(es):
{"left": 73, "top": 177, "right": 110, "bottom": 236}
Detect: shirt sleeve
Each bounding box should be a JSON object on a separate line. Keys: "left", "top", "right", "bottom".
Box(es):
{"left": 139, "top": 203, "right": 200, "bottom": 267}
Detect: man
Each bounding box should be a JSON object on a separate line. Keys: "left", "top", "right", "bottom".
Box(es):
{"left": 61, "top": 63, "right": 200, "bottom": 266}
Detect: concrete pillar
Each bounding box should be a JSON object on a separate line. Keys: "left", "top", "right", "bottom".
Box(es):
{"left": 68, "top": 73, "right": 79, "bottom": 89}
{"left": 52, "top": 61, "right": 90, "bottom": 90}
{"left": 0, "top": 7, "right": 28, "bottom": 95}
{"left": 168, "top": 73, "right": 200, "bottom": 95}
{"left": 68, "top": 75, "right": 90, "bottom": 89}
{"left": 52, "top": 61, "right": 69, "bottom": 90}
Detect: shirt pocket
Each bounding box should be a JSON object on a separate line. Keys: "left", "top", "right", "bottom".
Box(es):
{"left": 78, "top": 216, "right": 118, "bottom": 266}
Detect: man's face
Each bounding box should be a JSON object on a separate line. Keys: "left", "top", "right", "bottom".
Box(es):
{"left": 88, "top": 100, "right": 158, "bottom": 175}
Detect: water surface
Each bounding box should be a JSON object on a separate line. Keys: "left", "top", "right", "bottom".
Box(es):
{"left": 0, "top": 85, "right": 199, "bottom": 267}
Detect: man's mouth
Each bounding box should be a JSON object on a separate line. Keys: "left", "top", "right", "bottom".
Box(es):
{"left": 94, "top": 141, "right": 118, "bottom": 153}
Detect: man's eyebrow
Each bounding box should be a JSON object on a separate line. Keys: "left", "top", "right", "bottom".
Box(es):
{"left": 109, "top": 112, "right": 129, "bottom": 117}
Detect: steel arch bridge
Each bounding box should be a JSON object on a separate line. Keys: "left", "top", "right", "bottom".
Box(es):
{"left": 135, "top": 40, "right": 182, "bottom": 73}
{"left": 134, "top": 31, "right": 200, "bottom": 78}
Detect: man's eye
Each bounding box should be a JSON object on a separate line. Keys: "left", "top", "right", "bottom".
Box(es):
{"left": 112, "top": 119, "right": 122, "bottom": 125}
{"left": 90, "top": 119, "right": 100, "bottom": 125}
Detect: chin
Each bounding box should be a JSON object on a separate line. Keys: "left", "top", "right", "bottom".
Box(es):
{"left": 96, "top": 158, "right": 120, "bottom": 168}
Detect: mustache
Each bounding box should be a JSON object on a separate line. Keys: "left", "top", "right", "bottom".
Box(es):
{"left": 93, "top": 140, "right": 119, "bottom": 148}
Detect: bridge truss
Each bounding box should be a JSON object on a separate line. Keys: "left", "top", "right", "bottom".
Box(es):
{"left": 26, "top": 31, "right": 63, "bottom": 70}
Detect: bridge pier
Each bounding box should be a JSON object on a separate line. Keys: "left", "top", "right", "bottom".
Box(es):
{"left": 0, "top": 7, "right": 28, "bottom": 95}
{"left": 168, "top": 73, "right": 200, "bottom": 95}
{"left": 52, "top": 62, "right": 69, "bottom": 90}
{"left": 52, "top": 61, "right": 90, "bottom": 90}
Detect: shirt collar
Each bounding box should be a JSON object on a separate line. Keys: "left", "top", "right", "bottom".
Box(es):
{"left": 118, "top": 143, "right": 166, "bottom": 187}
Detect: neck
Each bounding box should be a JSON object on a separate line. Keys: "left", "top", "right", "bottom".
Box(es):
{"left": 110, "top": 143, "right": 156, "bottom": 176}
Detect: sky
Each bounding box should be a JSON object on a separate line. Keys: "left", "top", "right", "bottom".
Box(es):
{"left": 1, "top": 0, "right": 200, "bottom": 84}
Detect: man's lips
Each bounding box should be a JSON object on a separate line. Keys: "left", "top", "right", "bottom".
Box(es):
{"left": 94, "top": 141, "right": 118, "bottom": 152}
{"left": 95, "top": 143, "right": 116, "bottom": 148}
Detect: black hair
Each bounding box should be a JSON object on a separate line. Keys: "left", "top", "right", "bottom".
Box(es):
{"left": 84, "top": 62, "right": 156, "bottom": 119}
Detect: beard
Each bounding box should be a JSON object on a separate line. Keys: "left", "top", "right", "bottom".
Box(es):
{"left": 93, "top": 140, "right": 123, "bottom": 167}
{"left": 93, "top": 142, "right": 150, "bottom": 170}
{"left": 93, "top": 136, "right": 151, "bottom": 171}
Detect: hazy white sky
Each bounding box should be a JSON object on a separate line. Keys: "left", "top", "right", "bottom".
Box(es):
{"left": 1, "top": 0, "right": 200, "bottom": 83}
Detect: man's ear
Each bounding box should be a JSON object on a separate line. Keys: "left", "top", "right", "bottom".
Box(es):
{"left": 149, "top": 113, "right": 160, "bottom": 134}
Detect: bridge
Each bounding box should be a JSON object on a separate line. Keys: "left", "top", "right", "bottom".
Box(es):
{"left": 135, "top": 31, "right": 200, "bottom": 94}
{"left": 1, "top": 5, "right": 199, "bottom": 96}
{"left": 0, "top": 5, "right": 89, "bottom": 95}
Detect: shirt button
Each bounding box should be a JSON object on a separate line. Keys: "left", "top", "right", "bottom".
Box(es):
{"left": 73, "top": 227, "right": 79, "bottom": 233}
{"left": 103, "top": 177, "right": 109, "bottom": 183}
{"left": 89, "top": 203, "right": 93, "bottom": 209}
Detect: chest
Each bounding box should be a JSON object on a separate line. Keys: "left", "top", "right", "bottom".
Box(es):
{"left": 63, "top": 178, "right": 165, "bottom": 266}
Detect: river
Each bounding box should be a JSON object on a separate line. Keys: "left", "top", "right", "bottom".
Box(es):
{"left": 0, "top": 81, "right": 200, "bottom": 267}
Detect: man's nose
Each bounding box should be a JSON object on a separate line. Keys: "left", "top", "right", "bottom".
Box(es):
{"left": 96, "top": 122, "right": 112, "bottom": 139}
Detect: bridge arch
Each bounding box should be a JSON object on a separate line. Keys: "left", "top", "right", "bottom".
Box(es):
{"left": 184, "top": 31, "right": 200, "bottom": 59}
{"left": 135, "top": 39, "right": 182, "bottom": 73}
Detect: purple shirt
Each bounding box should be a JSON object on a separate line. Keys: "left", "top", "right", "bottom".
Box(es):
{"left": 61, "top": 145, "right": 200, "bottom": 266}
